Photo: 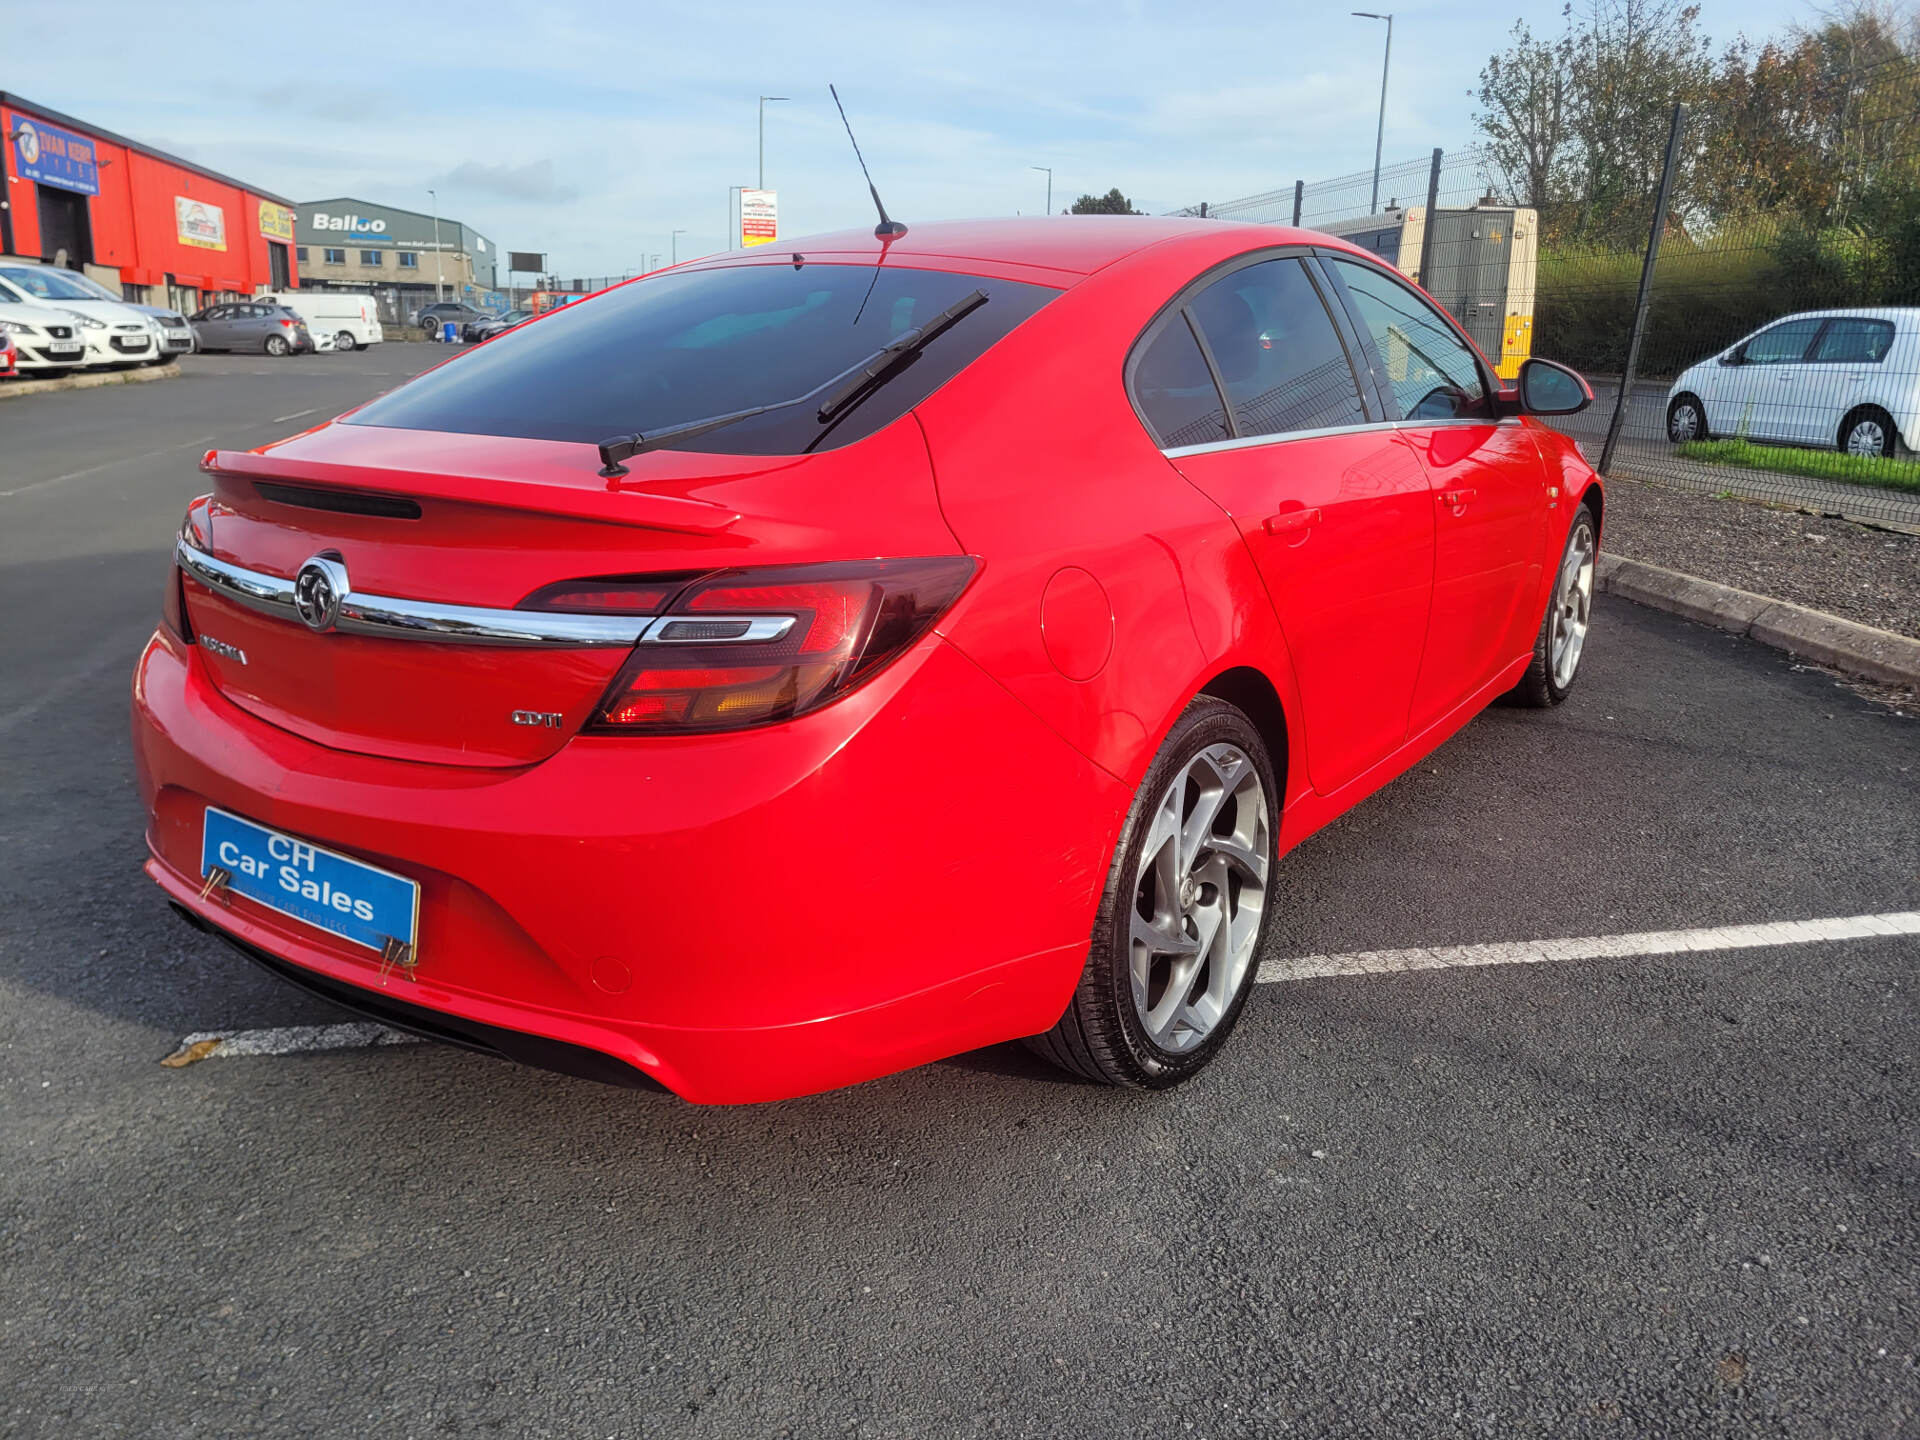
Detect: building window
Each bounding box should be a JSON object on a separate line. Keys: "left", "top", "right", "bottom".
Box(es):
{"left": 295, "top": 247, "right": 308, "bottom": 262}
{"left": 398, "top": 252, "right": 420, "bottom": 269}
{"left": 324, "top": 249, "right": 346, "bottom": 265}
{"left": 360, "top": 250, "right": 384, "bottom": 267}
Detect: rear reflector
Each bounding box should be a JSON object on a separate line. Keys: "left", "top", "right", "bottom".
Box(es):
{"left": 520, "top": 576, "right": 694, "bottom": 615}
{"left": 562, "top": 557, "right": 977, "bottom": 734}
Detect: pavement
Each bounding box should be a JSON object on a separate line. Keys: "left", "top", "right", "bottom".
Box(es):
{"left": 3, "top": 353, "right": 1918, "bottom": 1437}
{"left": 0, "top": 361, "right": 183, "bottom": 400}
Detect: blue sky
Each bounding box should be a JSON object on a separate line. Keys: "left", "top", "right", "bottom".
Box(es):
{"left": 14, "top": 0, "right": 1808, "bottom": 279}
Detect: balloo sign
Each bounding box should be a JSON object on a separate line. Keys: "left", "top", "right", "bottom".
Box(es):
{"left": 310, "top": 211, "right": 390, "bottom": 237}
{"left": 740, "top": 189, "right": 777, "bottom": 247}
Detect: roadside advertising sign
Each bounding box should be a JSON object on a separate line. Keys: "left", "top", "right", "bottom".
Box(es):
{"left": 740, "top": 189, "right": 778, "bottom": 247}
{"left": 259, "top": 201, "right": 295, "bottom": 243}
{"left": 176, "top": 197, "right": 227, "bottom": 251}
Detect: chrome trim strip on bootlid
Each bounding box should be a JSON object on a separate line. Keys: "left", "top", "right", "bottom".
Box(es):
{"left": 175, "top": 539, "right": 650, "bottom": 648}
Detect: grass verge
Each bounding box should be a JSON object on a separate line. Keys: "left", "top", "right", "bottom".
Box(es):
{"left": 1674, "top": 437, "right": 1920, "bottom": 494}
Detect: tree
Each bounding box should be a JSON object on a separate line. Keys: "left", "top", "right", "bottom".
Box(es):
{"left": 1069, "top": 189, "right": 1142, "bottom": 215}
{"left": 1564, "top": 0, "right": 1715, "bottom": 239}
{"left": 1474, "top": 0, "right": 1713, "bottom": 240}
{"left": 1475, "top": 18, "right": 1575, "bottom": 211}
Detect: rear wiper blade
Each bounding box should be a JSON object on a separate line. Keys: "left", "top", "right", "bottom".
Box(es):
{"left": 594, "top": 288, "right": 988, "bottom": 477}
{"left": 597, "top": 403, "right": 791, "bottom": 475}
{"left": 815, "top": 289, "right": 988, "bottom": 425}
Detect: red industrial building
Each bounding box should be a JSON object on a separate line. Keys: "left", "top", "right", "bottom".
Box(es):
{"left": 1, "top": 92, "right": 299, "bottom": 313}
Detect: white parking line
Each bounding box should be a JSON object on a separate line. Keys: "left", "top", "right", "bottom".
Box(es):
{"left": 1257, "top": 910, "right": 1920, "bottom": 984}
{"left": 271, "top": 407, "right": 318, "bottom": 423}
{"left": 161, "top": 911, "right": 1920, "bottom": 1068}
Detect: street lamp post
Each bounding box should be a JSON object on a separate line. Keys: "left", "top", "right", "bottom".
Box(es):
{"left": 428, "top": 186, "right": 445, "bottom": 304}
{"left": 1352, "top": 12, "right": 1393, "bottom": 215}
{"left": 671, "top": 229, "right": 687, "bottom": 265}
{"left": 1031, "top": 166, "right": 1052, "bottom": 215}
{"left": 758, "top": 95, "right": 790, "bottom": 190}
{"left": 728, "top": 184, "right": 745, "bottom": 249}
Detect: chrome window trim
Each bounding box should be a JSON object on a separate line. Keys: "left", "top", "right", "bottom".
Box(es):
{"left": 175, "top": 539, "right": 649, "bottom": 648}
{"left": 1161, "top": 415, "right": 1516, "bottom": 459}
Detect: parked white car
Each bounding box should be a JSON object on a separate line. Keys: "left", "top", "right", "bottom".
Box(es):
{"left": 1666, "top": 307, "right": 1920, "bottom": 459}
{"left": 255, "top": 290, "right": 383, "bottom": 352}
{"left": 0, "top": 262, "right": 165, "bottom": 368}
{"left": 0, "top": 287, "right": 89, "bottom": 374}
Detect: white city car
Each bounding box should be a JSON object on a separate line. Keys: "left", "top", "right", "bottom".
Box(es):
{"left": 0, "top": 262, "right": 164, "bottom": 368}
{"left": 1666, "top": 307, "right": 1920, "bottom": 459}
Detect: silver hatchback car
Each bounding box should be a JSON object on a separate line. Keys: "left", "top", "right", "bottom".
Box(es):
{"left": 189, "top": 302, "right": 313, "bottom": 356}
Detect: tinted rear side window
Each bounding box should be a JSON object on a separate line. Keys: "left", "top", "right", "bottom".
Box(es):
{"left": 1186, "top": 257, "right": 1367, "bottom": 438}
{"left": 1813, "top": 318, "right": 1895, "bottom": 363}
{"left": 1131, "top": 315, "right": 1230, "bottom": 448}
{"left": 347, "top": 263, "right": 1058, "bottom": 454}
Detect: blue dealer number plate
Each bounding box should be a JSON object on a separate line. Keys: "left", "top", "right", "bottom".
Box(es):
{"left": 201, "top": 807, "right": 419, "bottom": 954}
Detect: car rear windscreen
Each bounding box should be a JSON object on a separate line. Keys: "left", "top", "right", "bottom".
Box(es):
{"left": 345, "top": 262, "right": 1060, "bottom": 455}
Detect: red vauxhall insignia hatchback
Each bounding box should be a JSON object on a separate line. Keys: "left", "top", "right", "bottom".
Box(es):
{"left": 133, "top": 217, "right": 1602, "bottom": 1103}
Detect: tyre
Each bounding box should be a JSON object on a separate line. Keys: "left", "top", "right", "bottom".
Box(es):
{"left": 1508, "top": 503, "right": 1597, "bottom": 708}
{"left": 1027, "top": 695, "right": 1276, "bottom": 1088}
{"left": 334, "top": 331, "right": 356, "bottom": 352}
{"left": 1666, "top": 393, "right": 1707, "bottom": 443}
{"left": 1839, "top": 405, "right": 1897, "bottom": 459}
{"left": 264, "top": 334, "right": 291, "bottom": 357}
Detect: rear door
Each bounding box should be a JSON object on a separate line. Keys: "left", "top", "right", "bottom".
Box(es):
{"left": 1323, "top": 254, "right": 1548, "bottom": 731}
{"left": 1150, "top": 252, "right": 1436, "bottom": 795}
{"left": 1799, "top": 317, "right": 1896, "bottom": 446}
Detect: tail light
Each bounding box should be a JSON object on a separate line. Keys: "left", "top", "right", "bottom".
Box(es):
{"left": 163, "top": 497, "right": 213, "bottom": 644}
{"left": 278, "top": 319, "right": 296, "bottom": 329}
{"left": 525, "top": 557, "right": 977, "bottom": 734}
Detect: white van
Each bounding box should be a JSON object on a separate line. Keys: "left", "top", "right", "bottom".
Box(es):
{"left": 255, "top": 290, "right": 384, "bottom": 352}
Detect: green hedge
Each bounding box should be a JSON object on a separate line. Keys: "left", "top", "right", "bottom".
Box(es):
{"left": 1533, "top": 219, "right": 1920, "bottom": 379}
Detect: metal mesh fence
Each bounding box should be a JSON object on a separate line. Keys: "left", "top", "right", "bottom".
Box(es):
{"left": 1168, "top": 62, "right": 1920, "bottom": 530}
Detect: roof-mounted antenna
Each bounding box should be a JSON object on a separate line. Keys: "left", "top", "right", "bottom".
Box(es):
{"left": 830, "top": 84, "right": 907, "bottom": 240}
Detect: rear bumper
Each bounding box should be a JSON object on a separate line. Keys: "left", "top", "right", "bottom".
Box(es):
{"left": 132, "top": 629, "right": 1121, "bottom": 1103}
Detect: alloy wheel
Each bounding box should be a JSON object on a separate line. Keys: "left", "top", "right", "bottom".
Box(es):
{"left": 335, "top": 331, "right": 355, "bottom": 352}
{"left": 265, "top": 335, "right": 290, "bottom": 357}
{"left": 1668, "top": 402, "right": 1699, "bottom": 442}
{"left": 1128, "top": 743, "right": 1270, "bottom": 1054}
{"left": 1550, "top": 516, "right": 1596, "bottom": 689}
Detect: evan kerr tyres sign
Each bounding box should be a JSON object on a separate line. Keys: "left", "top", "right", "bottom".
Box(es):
{"left": 11, "top": 117, "right": 100, "bottom": 196}
{"left": 175, "top": 197, "right": 227, "bottom": 251}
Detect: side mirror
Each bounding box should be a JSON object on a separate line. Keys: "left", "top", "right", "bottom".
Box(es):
{"left": 1515, "top": 357, "right": 1592, "bottom": 416}
{"left": 1721, "top": 345, "right": 1746, "bottom": 366}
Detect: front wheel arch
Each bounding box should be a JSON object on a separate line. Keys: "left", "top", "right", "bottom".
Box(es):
{"left": 1667, "top": 392, "right": 1709, "bottom": 443}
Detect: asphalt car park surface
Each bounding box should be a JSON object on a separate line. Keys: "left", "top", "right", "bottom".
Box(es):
{"left": 2, "top": 353, "right": 1917, "bottom": 1437}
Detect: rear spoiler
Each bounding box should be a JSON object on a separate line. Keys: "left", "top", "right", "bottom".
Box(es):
{"left": 203, "top": 448, "right": 742, "bottom": 538}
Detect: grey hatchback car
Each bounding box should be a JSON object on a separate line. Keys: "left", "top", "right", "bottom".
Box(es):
{"left": 190, "top": 302, "right": 313, "bottom": 355}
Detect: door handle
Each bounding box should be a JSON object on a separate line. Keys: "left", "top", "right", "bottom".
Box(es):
{"left": 1437, "top": 487, "right": 1477, "bottom": 510}
{"left": 1262, "top": 506, "right": 1322, "bottom": 536}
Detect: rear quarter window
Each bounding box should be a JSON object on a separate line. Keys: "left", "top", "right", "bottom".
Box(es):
{"left": 347, "top": 263, "right": 1058, "bottom": 455}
